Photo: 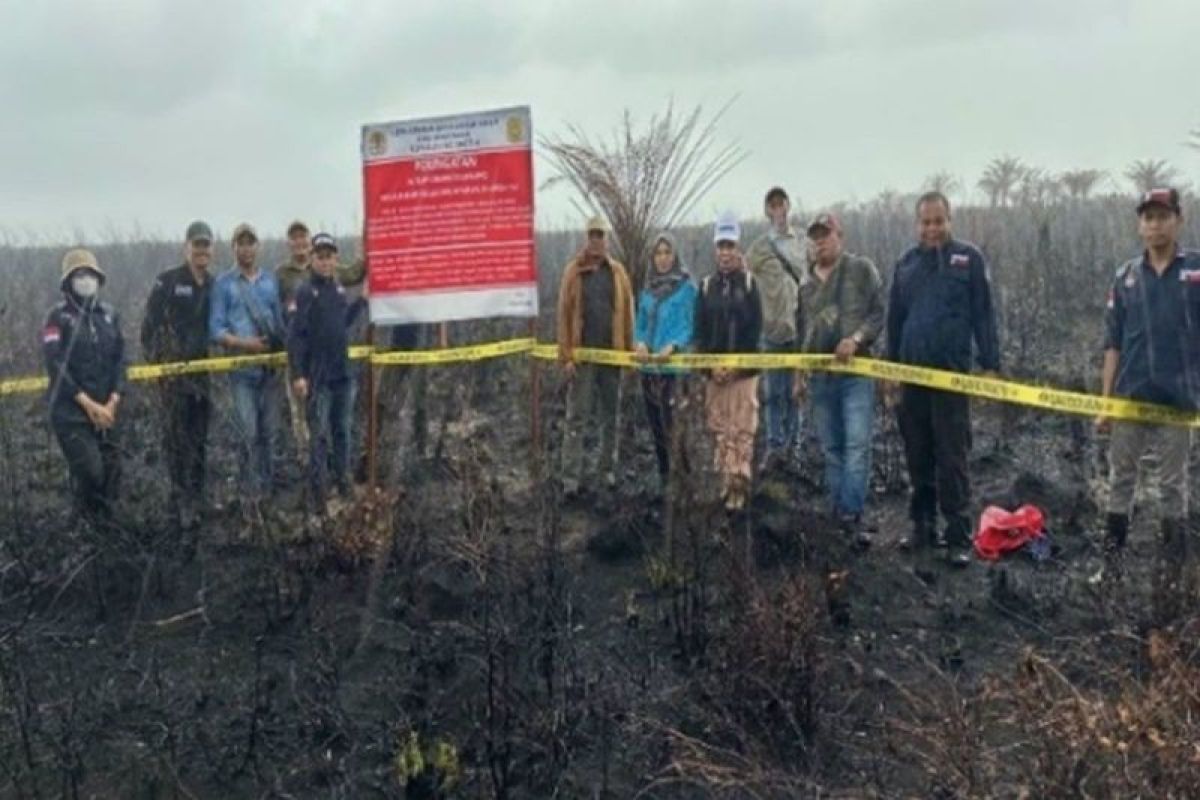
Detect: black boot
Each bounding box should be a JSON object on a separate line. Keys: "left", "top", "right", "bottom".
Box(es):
{"left": 1103, "top": 512, "right": 1129, "bottom": 556}
{"left": 942, "top": 515, "right": 973, "bottom": 568}
{"left": 1153, "top": 518, "right": 1188, "bottom": 627}
{"left": 899, "top": 515, "right": 935, "bottom": 551}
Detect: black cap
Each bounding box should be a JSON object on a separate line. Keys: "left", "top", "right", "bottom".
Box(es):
{"left": 185, "top": 220, "right": 213, "bottom": 243}
{"left": 764, "top": 186, "right": 789, "bottom": 204}
{"left": 311, "top": 232, "right": 338, "bottom": 252}
{"left": 1136, "top": 187, "right": 1181, "bottom": 215}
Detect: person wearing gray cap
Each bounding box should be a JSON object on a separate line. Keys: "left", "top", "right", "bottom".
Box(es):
{"left": 42, "top": 248, "right": 128, "bottom": 529}
{"left": 141, "top": 220, "right": 216, "bottom": 534}
{"left": 794, "top": 212, "right": 885, "bottom": 549}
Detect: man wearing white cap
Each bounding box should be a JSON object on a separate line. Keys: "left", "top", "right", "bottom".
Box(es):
{"left": 42, "top": 248, "right": 128, "bottom": 527}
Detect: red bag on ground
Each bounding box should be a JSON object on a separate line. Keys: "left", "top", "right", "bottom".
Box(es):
{"left": 973, "top": 505, "right": 1046, "bottom": 561}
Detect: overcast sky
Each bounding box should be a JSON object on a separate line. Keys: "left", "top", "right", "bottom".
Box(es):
{"left": 2, "top": 0, "right": 1198, "bottom": 244}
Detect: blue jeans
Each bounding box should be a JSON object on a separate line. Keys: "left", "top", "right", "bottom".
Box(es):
{"left": 307, "top": 380, "right": 355, "bottom": 499}
{"left": 809, "top": 375, "right": 875, "bottom": 516}
{"left": 764, "top": 340, "right": 800, "bottom": 452}
{"left": 230, "top": 371, "right": 282, "bottom": 499}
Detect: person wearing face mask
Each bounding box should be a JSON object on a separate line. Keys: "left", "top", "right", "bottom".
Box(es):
{"left": 633, "top": 233, "right": 697, "bottom": 489}
{"left": 556, "top": 214, "right": 635, "bottom": 498}
{"left": 42, "top": 249, "right": 128, "bottom": 528}
{"left": 695, "top": 212, "right": 764, "bottom": 511}
{"left": 885, "top": 192, "right": 999, "bottom": 567}
{"left": 141, "top": 220, "right": 215, "bottom": 533}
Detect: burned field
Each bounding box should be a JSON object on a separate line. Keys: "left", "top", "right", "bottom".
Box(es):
{"left": 1, "top": 204, "right": 1199, "bottom": 798}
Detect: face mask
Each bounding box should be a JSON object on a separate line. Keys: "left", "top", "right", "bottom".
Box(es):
{"left": 71, "top": 274, "right": 100, "bottom": 299}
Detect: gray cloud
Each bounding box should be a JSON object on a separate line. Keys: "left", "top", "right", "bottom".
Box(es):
{"left": 0, "top": 0, "right": 1196, "bottom": 244}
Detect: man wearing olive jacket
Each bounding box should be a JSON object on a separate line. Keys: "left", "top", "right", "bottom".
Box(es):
{"left": 556, "top": 215, "right": 634, "bottom": 497}
{"left": 794, "top": 212, "right": 885, "bottom": 548}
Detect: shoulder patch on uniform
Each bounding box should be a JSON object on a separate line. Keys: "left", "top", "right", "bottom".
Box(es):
{"left": 42, "top": 324, "right": 61, "bottom": 344}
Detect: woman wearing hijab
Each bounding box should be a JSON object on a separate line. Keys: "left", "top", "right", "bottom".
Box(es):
{"left": 41, "top": 248, "right": 127, "bottom": 527}
{"left": 633, "top": 233, "right": 697, "bottom": 487}
{"left": 694, "top": 213, "right": 763, "bottom": 511}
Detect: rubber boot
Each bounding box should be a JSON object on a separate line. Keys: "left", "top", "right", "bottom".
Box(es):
{"left": 899, "top": 515, "right": 935, "bottom": 552}
{"left": 1101, "top": 512, "right": 1129, "bottom": 582}
{"left": 1153, "top": 518, "right": 1188, "bottom": 628}
{"left": 943, "top": 514, "right": 973, "bottom": 568}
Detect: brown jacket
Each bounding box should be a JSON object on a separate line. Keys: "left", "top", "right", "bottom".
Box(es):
{"left": 556, "top": 256, "right": 634, "bottom": 362}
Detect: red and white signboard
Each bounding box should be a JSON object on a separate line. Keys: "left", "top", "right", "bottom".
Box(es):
{"left": 362, "top": 106, "right": 537, "bottom": 324}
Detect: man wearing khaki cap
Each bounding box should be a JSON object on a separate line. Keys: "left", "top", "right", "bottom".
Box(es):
{"left": 556, "top": 214, "right": 634, "bottom": 497}
{"left": 42, "top": 248, "right": 127, "bottom": 528}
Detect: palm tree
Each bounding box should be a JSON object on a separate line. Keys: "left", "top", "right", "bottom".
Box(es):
{"left": 977, "top": 156, "right": 1026, "bottom": 207}
{"left": 540, "top": 100, "right": 745, "bottom": 293}
{"left": 1059, "top": 169, "right": 1107, "bottom": 200}
{"left": 1124, "top": 159, "right": 1180, "bottom": 193}
{"left": 922, "top": 171, "right": 961, "bottom": 197}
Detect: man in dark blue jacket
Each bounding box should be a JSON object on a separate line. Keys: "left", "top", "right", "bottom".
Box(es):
{"left": 141, "top": 220, "right": 214, "bottom": 530}
{"left": 1096, "top": 188, "right": 1199, "bottom": 622}
{"left": 886, "top": 192, "right": 999, "bottom": 565}
{"left": 288, "top": 233, "right": 364, "bottom": 511}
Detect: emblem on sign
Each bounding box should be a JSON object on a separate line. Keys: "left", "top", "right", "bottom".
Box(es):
{"left": 366, "top": 130, "right": 387, "bottom": 157}
{"left": 505, "top": 115, "right": 524, "bottom": 144}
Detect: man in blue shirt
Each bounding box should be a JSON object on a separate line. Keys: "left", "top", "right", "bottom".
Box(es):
{"left": 886, "top": 192, "right": 999, "bottom": 567}
{"left": 1097, "top": 188, "right": 1199, "bottom": 621}
{"left": 209, "top": 223, "right": 285, "bottom": 516}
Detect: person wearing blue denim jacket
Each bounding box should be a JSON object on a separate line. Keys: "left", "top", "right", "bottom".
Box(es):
{"left": 209, "top": 223, "right": 286, "bottom": 512}
{"left": 633, "top": 233, "right": 697, "bottom": 484}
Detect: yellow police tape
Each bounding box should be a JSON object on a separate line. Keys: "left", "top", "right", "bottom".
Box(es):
{"left": 3, "top": 338, "right": 1197, "bottom": 428}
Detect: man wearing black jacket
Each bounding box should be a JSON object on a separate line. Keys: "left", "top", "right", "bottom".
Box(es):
{"left": 288, "top": 233, "right": 364, "bottom": 512}
{"left": 141, "top": 220, "right": 214, "bottom": 529}
{"left": 886, "top": 192, "right": 1000, "bottom": 566}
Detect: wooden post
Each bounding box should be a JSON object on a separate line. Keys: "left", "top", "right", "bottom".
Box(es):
{"left": 529, "top": 318, "right": 542, "bottom": 478}
{"left": 366, "top": 322, "right": 379, "bottom": 492}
